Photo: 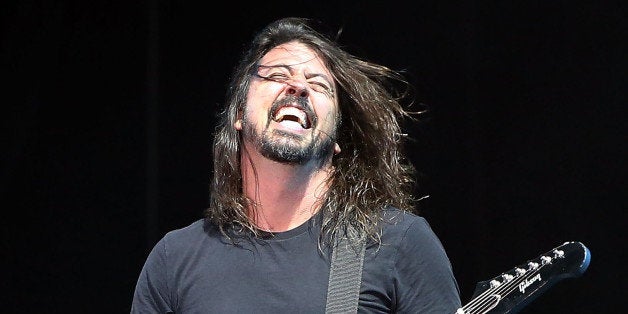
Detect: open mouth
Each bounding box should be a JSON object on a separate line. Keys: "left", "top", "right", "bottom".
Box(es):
{"left": 272, "top": 105, "right": 312, "bottom": 129}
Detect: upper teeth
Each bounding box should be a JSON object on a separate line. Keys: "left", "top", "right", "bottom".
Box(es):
{"left": 274, "top": 107, "right": 309, "bottom": 128}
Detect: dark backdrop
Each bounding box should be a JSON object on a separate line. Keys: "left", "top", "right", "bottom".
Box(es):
{"left": 3, "top": 1, "right": 625, "bottom": 313}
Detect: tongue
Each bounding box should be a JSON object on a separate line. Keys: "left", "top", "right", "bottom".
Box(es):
{"left": 278, "top": 119, "right": 304, "bottom": 130}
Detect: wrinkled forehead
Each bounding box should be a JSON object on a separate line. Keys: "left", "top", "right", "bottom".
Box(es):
{"left": 259, "top": 41, "right": 331, "bottom": 76}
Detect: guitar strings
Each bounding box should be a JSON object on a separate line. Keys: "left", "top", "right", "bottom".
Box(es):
{"left": 462, "top": 269, "right": 540, "bottom": 313}
{"left": 460, "top": 265, "right": 544, "bottom": 313}
{"left": 466, "top": 268, "right": 541, "bottom": 313}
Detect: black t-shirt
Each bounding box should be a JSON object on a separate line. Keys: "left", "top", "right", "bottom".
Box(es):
{"left": 131, "top": 208, "right": 461, "bottom": 313}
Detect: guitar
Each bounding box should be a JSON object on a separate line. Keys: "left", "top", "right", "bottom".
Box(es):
{"left": 455, "top": 241, "right": 591, "bottom": 314}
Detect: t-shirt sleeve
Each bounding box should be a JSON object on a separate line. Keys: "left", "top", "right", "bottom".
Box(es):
{"left": 131, "top": 237, "right": 174, "bottom": 314}
{"left": 393, "top": 217, "right": 461, "bottom": 313}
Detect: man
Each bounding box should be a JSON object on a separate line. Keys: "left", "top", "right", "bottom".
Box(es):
{"left": 132, "top": 17, "right": 461, "bottom": 313}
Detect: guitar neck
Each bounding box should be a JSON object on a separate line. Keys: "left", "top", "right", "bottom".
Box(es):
{"left": 456, "top": 241, "right": 591, "bottom": 314}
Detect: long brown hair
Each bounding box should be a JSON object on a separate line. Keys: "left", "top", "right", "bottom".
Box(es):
{"left": 207, "top": 17, "right": 420, "bottom": 247}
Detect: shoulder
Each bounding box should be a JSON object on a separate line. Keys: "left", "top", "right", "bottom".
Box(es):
{"left": 162, "top": 218, "right": 206, "bottom": 240}
{"left": 158, "top": 219, "right": 218, "bottom": 254}
{"left": 380, "top": 207, "right": 433, "bottom": 239}
{"left": 163, "top": 218, "right": 208, "bottom": 239}
{"left": 378, "top": 207, "right": 449, "bottom": 258}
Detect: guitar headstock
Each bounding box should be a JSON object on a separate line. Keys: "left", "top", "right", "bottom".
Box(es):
{"left": 457, "top": 241, "right": 591, "bottom": 314}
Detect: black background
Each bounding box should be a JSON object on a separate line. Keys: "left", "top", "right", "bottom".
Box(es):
{"left": 2, "top": 1, "right": 625, "bottom": 313}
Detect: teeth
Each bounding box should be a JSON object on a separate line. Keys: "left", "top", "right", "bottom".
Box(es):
{"left": 273, "top": 107, "right": 309, "bottom": 128}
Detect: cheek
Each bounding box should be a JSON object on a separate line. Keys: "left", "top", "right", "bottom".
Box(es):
{"left": 243, "top": 90, "right": 269, "bottom": 120}
{"left": 245, "top": 84, "right": 282, "bottom": 116}
{"left": 317, "top": 103, "right": 340, "bottom": 132}
{"left": 323, "top": 96, "right": 340, "bottom": 119}
{"left": 248, "top": 82, "right": 283, "bottom": 102}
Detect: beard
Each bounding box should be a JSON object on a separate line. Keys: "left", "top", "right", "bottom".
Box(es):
{"left": 241, "top": 101, "right": 337, "bottom": 165}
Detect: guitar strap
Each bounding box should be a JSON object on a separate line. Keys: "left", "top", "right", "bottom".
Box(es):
{"left": 325, "top": 227, "right": 367, "bottom": 313}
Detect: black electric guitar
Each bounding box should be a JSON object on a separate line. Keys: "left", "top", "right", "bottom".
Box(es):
{"left": 455, "top": 241, "right": 591, "bottom": 314}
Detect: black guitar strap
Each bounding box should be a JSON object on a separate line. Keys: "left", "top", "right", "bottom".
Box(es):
{"left": 325, "top": 227, "right": 367, "bottom": 313}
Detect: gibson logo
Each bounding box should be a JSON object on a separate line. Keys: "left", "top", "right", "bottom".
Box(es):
{"left": 518, "top": 274, "right": 541, "bottom": 293}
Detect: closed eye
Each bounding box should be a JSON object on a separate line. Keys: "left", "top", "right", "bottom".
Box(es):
{"left": 255, "top": 64, "right": 334, "bottom": 97}
{"left": 266, "top": 72, "right": 289, "bottom": 81}
{"left": 308, "top": 81, "right": 333, "bottom": 95}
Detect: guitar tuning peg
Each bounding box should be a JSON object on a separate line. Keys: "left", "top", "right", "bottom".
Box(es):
{"left": 490, "top": 279, "right": 501, "bottom": 288}
{"left": 515, "top": 267, "right": 526, "bottom": 276}
{"left": 541, "top": 255, "right": 553, "bottom": 265}
{"left": 502, "top": 273, "right": 514, "bottom": 282}
{"left": 553, "top": 249, "right": 565, "bottom": 258}
{"left": 528, "top": 262, "right": 539, "bottom": 270}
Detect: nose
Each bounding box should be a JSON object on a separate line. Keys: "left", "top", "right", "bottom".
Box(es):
{"left": 285, "top": 79, "right": 309, "bottom": 98}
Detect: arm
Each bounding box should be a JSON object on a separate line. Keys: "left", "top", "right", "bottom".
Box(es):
{"left": 394, "top": 217, "right": 461, "bottom": 313}
{"left": 131, "top": 238, "right": 174, "bottom": 314}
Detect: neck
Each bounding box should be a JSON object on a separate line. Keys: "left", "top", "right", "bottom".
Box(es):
{"left": 240, "top": 146, "right": 333, "bottom": 232}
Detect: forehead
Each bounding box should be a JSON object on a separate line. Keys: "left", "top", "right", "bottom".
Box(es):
{"left": 259, "top": 41, "right": 330, "bottom": 74}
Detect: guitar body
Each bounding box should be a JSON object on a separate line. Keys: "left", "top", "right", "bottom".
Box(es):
{"left": 456, "top": 241, "right": 591, "bottom": 314}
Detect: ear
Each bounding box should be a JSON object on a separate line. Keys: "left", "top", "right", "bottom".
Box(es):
{"left": 234, "top": 110, "right": 243, "bottom": 130}
{"left": 334, "top": 143, "right": 341, "bottom": 155}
